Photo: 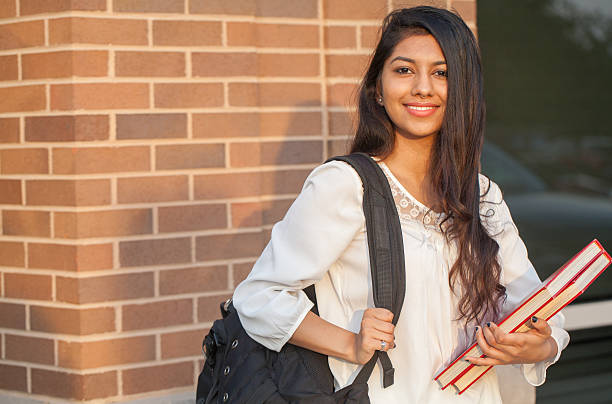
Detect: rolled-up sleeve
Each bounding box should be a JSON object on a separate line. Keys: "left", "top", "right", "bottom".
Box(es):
{"left": 482, "top": 178, "right": 570, "bottom": 386}
{"left": 232, "top": 161, "right": 364, "bottom": 352}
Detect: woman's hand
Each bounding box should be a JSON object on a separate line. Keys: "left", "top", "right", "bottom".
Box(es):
{"left": 465, "top": 317, "right": 558, "bottom": 366}
{"left": 352, "top": 308, "right": 396, "bottom": 364}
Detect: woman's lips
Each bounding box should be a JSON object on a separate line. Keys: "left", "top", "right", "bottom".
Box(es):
{"left": 404, "top": 103, "right": 439, "bottom": 117}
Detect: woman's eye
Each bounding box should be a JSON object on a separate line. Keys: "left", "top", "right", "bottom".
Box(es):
{"left": 396, "top": 67, "right": 412, "bottom": 74}
{"left": 434, "top": 70, "right": 448, "bottom": 77}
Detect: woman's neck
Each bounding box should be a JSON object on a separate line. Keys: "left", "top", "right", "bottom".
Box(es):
{"left": 381, "top": 133, "right": 438, "bottom": 209}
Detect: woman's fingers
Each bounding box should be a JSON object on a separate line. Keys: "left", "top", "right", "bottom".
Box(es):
{"left": 526, "top": 316, "right": 552, "bottom": 337}
{"left": 362, "top": 308, "right": 395, "bottom": 333}
{"left": 466, "top": 325, "right": 508, "bottom": 366}
{"left": 367, "top": 308, "right": 394, "bottom": 322}
{"left": 359, "top": 308, "right": 396, "bottom": 353}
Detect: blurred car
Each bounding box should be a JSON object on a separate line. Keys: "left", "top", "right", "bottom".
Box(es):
{"left": 481, "top": 142, "right": 612, "bottom": 301}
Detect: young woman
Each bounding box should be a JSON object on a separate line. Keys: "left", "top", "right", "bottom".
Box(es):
{"left": 233, "top": 6, "right": 569, "bottom": 403}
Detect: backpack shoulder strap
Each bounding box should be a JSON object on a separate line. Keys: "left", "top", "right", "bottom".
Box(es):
{"left": 326, "top": 153, "right": 406, "bottom": 388}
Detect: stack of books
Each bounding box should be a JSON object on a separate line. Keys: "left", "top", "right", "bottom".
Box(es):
{"left": 434, "top": 239, "right": 611, "bottom": 394}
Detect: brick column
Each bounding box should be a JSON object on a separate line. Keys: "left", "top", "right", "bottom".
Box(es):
{"left": 0, "top": 0, "right": 476, "bottom": 402}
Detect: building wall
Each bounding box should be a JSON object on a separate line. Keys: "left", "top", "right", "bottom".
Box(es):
{"left": 0, "top": 0, "right": 476, "bottom": 402}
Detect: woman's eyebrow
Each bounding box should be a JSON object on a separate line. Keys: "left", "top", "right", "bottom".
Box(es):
{"left": 390, "top": 56, "right": 446, "bottom": 65}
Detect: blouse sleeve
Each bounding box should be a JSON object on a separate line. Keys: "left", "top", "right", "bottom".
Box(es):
{"left": 481, "top": 177, "right": 570, "bottom": 386}
{"left": 232, "top": 161, "right": 364, "bottom": 352}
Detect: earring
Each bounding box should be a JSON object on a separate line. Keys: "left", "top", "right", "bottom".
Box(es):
{"left": 377, "top": 97, "right": 383, "bottom": 105}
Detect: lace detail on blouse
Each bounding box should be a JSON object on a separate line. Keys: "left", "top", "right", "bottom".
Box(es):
{"left": 378, "top": 162, "right": 447, "bottom": 232}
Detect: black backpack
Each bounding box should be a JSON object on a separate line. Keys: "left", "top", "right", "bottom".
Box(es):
{"left": 196, "top": 153, "right": 406, "bottom": 404}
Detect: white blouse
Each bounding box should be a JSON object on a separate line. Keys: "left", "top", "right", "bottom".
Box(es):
{"left": 233, "top": 160, "right": 570, "bottom": 403}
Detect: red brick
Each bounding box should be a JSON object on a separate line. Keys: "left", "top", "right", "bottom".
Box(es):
{"left": 117, "top": 113, "right": 187, "bottom": 140}
{"left": 191, "top": 0, "right": 311, "bottom": 17}
{"left": 194, "top": 169, "right": 309, "bottom": 199}
{"left": 31, "top": 306, "right": 115, "bottom": 335}
{"left": 196, "top": 232, "right": 264, "bottom": 261}
{"left": 233, "top": 262, "right": 254, "bottom": 286}
{"left": 52, "top": 146, "right": 150, "bottom": 174}
{"left": 22, "top": 51, "right": 108, "bottom": 79}
{"left": 49, "top": 17, "right": 147, "bottom": 46}
{"left": 361, "top": 25, "right": 380, "bottom": 49}
{"left": 0, "top": 179, "right": 21, "bottom": 204}
{"left": 154, "top": 83, "right": 223, "bottom": 108}
{"left": 26, "top": 115, "right": 109, "bottom": 142}
{"left": 193, "top": 113, "right": 257, "bottom": 138}
{"left": 119, "top": 237, "right": 191, "bottom": 267}
{"left": 156, "top": 143, "right": 225, "bottom": 170}
{"left": 327, "top": 83, "right": 359, "bottom": 107}
{"left": 329, "top": 111, "right": 354, "bottom": 135}
{"left": 0, "top": 241, "right": 24, "bottom": 267}
{"left": 0, "top": 118, "right": 19, "bottom": 143}
{"left": 0, "top": 85, "right": 45, "bottom": 113}
{"left": 122, "top": 362, "right": 194, "bottom": 395}
{"left": 28, "top": 243, "right": 113, "bottom": 271}
{"left": 160, "top": 265, "right": 228, "bottom": 295}
{"left": 58, "top": 336, "right": 156, "bottom": 369}
{"left": 26, "top": 179, "right": 111, "bottom": 206}
{"left": 192, "top": 52, "right": 256, "bottom": 77}
{"left": 229, "top": 82, "right": 321, "bottom": 107}
{"left": 228, "top": 22, "right": 318, "bottom": 48}
{"left": 122, "top": 299, "right": 193, "bottom": 331}
{"left": 153, "top": 20, "right": 222, "bottom": 46}
{"left": 31, "top": 369, "right": 116, "bottom": 400}
{"left": 326, "top": 54, "right": 370, "bottom": 78}
{"left": 230, "top": 140, "right": 322, "bottom": 167}
{"left": 0, "top": 364, "right": 27, "bottom": 392}
{"left": 56, "top": 273, "right": 154, "bottom": 304}
{"left": 453, "top": 0, "right": 477, "bottom": 23}
{"left": 0, "top": 148, "right": 48, "bottom": 174}
{"left": 4, "top": 273, "right": 52, "bottom": 300}
{"left": 258, "top": 53, "right": 320, "bottom": 77}
{"left": 198, "top": 294, "right": 232, "bottom": 322}
{"left": 255, "top": 0, "right": 318, "bottom": 18}
{"left": 21, "top": 0, "right": 106, "bottom": 14}
{"left": 116, "top": 51, "right": 185, "bottom": 77}
{"left": 325, "top": 26, "right": 357, "bottom": 49}
{"left": 0, "top": 0, "right": 16, "bottom": 17}
{"left": 231, "top": 199, "right": 292, "bottom": 228}
{"left": 5, "top": 334, "right": 54, "bottom": 365}
{"left": 0, "top": 55, "right": 18, "bottom": 81}
{"left": 328, "top": 138, "right": 351, "bottom": 157}
{"left": 2, "top": 210, "right": 50, "bottom": 237}
{"left": 0, "top": 21, "right": 44, "bottom": 50}
{"left": 324, "top": 0, "right": 387, "bottom": 19}
{"left": 54, "top": 209, "right": 152, "bottom": 238}
{"left": 190, "top": 0, "right": 254, "bottom": 15}
{"left": 159, "top": 204, "right": 227, "bottom": 233}
{"left": 118, "top": 175, "right": 188, "bottom": 203}
{"left": 195, "top": 172, "right": 260, "bottom": 199}
{"left": 161, "top": 328, "right": 208, "bottom": 358}
{"left": 0, "top": 302, "right": 26, "bottom": 329}
{"left": 392, "top": 0, "right": 446, "bottom": 9}
{"left": 193, "top": 112, "right": 321, "bottom": 138}
{"left": 261, "top": 112, "right": 322, "bottom": 136}
{"left": 114, "top": 0, "right": 184, "bottom": 13}
{"left": 260, "top": 169, "right": 310, "bottom": 195}
{"left": 51, "top": 83, "right": 149, "bottom": 110}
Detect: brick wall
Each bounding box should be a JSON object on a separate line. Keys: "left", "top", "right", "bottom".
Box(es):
{"left": 0, "top": 0, "right": 476, "bottom": 402}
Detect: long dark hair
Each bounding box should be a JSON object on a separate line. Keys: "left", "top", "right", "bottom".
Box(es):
{"left": 351, "top": 6, "right": 505, "bottom": 325}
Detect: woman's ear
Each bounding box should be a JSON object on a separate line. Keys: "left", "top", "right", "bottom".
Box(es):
{"left": 375, "top": 77, "right": 384, "bottom": 105}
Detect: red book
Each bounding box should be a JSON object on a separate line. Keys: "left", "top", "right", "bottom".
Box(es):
{"left": 434, "top": 239, "right": 609, "bottom": 392}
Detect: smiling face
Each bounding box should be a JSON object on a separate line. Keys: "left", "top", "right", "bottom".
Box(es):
{"left": 379, "top": 34, "right": 448, "bottom": 140}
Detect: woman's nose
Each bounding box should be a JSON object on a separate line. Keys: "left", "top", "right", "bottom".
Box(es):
{"left": 411, "top": 73, "right": 434, "bottom": 98}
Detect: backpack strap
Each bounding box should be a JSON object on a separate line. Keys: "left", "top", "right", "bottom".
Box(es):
{"left": 326, "top": 153, "right": 406, "bottom": 388}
